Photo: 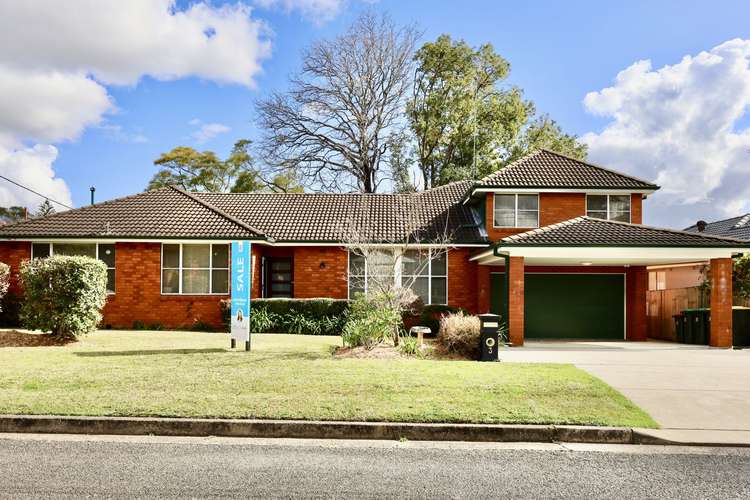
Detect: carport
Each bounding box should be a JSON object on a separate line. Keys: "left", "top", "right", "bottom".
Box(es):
{"left": 471, "top": 217, "right": 750, "bottom": 346}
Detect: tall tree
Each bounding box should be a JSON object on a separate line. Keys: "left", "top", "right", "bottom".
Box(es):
{"left": 0, "top": 206, "right": 26, "bottom": 224}
{"left": 36, "top": 199, "right": 55, "bottom": 217}
{"left": 146, "top": 139, "right": 299, "bottom": 193}
{"left": 256, "top": 13, "right": 419, "bottom": 193}
{"left": 408, "top": 35, "right": 586, "bottom": 187}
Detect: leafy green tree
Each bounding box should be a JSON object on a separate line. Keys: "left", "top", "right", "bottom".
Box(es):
{"left": 36, "top": 199, "right": 55, "bottom": 217}
{"left": 0, "top": 206, "right": 26, "bottom": 224}
{"left": 408, "top": 35, "right": 586, "bottom": 187}
{"left": 387, "top": 131, "right": 416, "bottom": 193}
{"left": 147, "top": 139, "right": 265, "bottom": 192}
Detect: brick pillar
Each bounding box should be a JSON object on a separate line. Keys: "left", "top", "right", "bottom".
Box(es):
{"left": 477, "top": 265, "right": 491, "bottom": 313}
{"left": 626, "top": 266, "right": 648, "bottom": 341}
{"left": 710, "top": 258, "right": 733, "bottom": 347}
{"left": 508, "top": 256, "right": 525, "bottom": 346}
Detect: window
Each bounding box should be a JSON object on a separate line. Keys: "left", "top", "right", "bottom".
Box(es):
{"left": 586, "top": 194, "right": 631, "bottom": 222}
{"left": 348, "top": 249, "right": 448, "bottom": 305}
{"left": 493, "top": 194, "right": 539, "bottom": 228}
{"left": 401, "top": 250, "right": 447, "bottom": 305}
{"left": 161, "top": 243, "right": 229, "bottom": 294}
{"left": 31, "top": 242, "right": 116, "bottom": 293}
{"left": 348, "top": 249, "right": 396, "bottom": 299}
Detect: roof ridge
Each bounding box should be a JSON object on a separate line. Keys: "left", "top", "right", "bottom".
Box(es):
{"left": 684, "top": 213, "right": 750, "bottom": 231}
{"left": 583, "top": 216, "right": 750, "bottom": 244}
{"left": 0, "top": 187, "right": 175, "bottom": 231}
{"left": 170, "top": 187, "right": 267, "bottom": 238}
{"left": 538, "top": 149, "right": 660, "bottom": 189}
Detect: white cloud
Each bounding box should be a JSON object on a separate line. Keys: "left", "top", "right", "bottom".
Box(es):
{"left": 254, "top": 0, "right": 346, "bottom": 24}
{"left": 0, "top": 1, "right": 272, "bottom": 209}
{"left": 0, "top": 1, "right": 272, "bottom": 87}
{"left": 0, "top": 67, "right": 113, "bottom": 148}
{"left": 582, "top": 39, "right": 750, "bottom": 228}
{"left": 189, "top": 120, "right": 232, "bottom": 144}
{"left": 0, "top": 144, "right": 72, "bottom": 209}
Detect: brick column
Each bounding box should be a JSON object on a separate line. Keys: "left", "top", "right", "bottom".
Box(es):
{"left": 626, "top": 266, "right": 648, "bottom": 341}
{"left": 710, "top": 257, "right": 733, "bottom": 347}
{"left": 508, "top": 256, "right": 525, "bottom": 346}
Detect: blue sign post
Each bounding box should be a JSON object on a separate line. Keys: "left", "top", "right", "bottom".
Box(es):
{"left": 230, "top": 241, "right": 251, "bottom": 351}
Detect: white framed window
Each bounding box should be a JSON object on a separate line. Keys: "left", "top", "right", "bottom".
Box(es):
{"left": 493, "top": 193, "right": 539, "bottom": 228}
{"left": 31, "top": 242, "right": 116, "bottom": 293}
{"left": 586, "top": 194, "right": 631, "bottom": 222}
{"left": 161, "top": 243, "right": 229, "bottom": 295}
{"left": 347, "top": 249, "right": 448, "bottom": 305}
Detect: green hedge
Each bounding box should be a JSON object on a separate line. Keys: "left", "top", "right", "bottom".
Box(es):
{"left": 220, "top": 298, "right": 350, "bottom": 335}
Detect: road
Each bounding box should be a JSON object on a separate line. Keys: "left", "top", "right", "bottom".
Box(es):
{"left": 1, "top": 433, "right": 749, "bottom": 499}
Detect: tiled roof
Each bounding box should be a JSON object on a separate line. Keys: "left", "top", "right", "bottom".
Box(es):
{"left": 0, "top": 187, "right": 263, "bottom": 240}
{"left": 0, "top": 182, "right": 485, "bottom": 244}
{"left": 498, "top": 217, "right": 750, "bottom": 247}
{"left": 684, "top": 214, "right": 750, "bottom": 241}
{"left": 195, "top": 181, "right": 484, "bottom": 243}
{"left": 477, "top": 149, "right": 659, "bottom": 190}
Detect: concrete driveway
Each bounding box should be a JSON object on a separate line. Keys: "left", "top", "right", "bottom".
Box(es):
{"left": 500, "top": 341, "right": 750, "bottom": 432}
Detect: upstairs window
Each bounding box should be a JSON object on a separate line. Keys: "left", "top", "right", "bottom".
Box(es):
{"left": 493, "top": 194, "right": 539, "bottom": 228}
{"left": 161, "top": 243, "right": 229, "bottom": 295}
{"left": 587, "top": 195, "right": 631, "bottom": 222}
{"left": 31, "top": 242, "right": 116, "bottom": 293}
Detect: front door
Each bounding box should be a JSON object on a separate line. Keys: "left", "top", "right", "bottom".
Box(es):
{"left": 266, "top": 257, "right": 293, "bottom": 298}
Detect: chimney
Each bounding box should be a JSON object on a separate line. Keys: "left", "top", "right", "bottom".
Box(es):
{"left": 696, "top": 220, "right": 707, "bottom": 232}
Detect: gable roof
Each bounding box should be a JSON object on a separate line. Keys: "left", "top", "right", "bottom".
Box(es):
{"left": 497, "top": 216, "right": 750, "bottom": 248}
{"left": 475, "top": 149, "right": 660, "bottom": 190}
{"left": 684, "top": 214, "right": 750, "bottom": 241}
{"left": 0, "top": 182, "right": 485, "bottom": 244}
{"left": 0, "top": 187, "right": 264, "bottom": 240}
{"left": 195, "top": 181, "right": 484, "bottom": 243}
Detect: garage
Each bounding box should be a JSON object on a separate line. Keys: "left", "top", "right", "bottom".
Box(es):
{"left": 490, "top": 273, "right": 625, "bottom": 339}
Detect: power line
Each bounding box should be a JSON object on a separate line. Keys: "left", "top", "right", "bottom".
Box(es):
{"left": 0, "top": 174, "right": 74, "bottom": 209}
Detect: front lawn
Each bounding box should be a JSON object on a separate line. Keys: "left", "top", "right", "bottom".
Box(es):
{"left": 0, "top": 331, "right": 656, "bottom": 427}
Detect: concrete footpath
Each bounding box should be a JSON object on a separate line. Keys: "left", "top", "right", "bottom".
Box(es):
{"left": 2, "top": 415, "right": 750, "bottom": 447}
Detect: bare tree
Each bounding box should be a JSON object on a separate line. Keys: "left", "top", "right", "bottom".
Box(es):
{"left": 256, "top": 13, "right": 420, "bottom": 193}
{"left": 340, "top": 193, "right": 454, "bottom": 345}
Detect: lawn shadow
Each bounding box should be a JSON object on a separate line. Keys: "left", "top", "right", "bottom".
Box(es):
{"left": 74, "top": 348, "right": 227, "bottom": 357}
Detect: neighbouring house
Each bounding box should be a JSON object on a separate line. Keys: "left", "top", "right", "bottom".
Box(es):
{"left": 648, "top": 215, "right": 750, "bottom": 292}
{"left": 1, "top": 149, "right": 748, "bottom": 346}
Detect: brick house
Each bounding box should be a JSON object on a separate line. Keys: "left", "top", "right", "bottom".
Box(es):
{"left": 1, "top": 149, "right": 748, "bottom": 346}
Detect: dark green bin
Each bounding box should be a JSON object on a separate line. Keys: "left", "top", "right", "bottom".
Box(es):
{"left": 673, "top": 314, "right": 684, "bottom": 343}
{"left": 682, "top": 308, "right": 710, "bottom": 345}
{"left": 733, "top": 307, "right": 750, "bottom": 347}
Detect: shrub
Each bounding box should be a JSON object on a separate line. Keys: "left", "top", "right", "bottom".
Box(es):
{"left": 190, "top": 321, "right": 216, "bottom": 332}
{"left": 438, "top": 312, "right": 481, "bottom": 358}
{"left": 20, "top": 256, "right": 108, "bottom": 339}
{"left": 409, "top": 304, "right": 465, "bottom": 336}
{"left": 397, "top": 334, "right": 420, "bottom": 356}
{"left": 0, "top": 262, "right": 9, "bottom": 312}
{"left": 220, "top": 298, "right": 350, "bottom": 335}
{"left": 0, "top": 291, "right": 22, "bottom": 327}
{"left": 341, "top": 293, "right": 401, "bottom": 348}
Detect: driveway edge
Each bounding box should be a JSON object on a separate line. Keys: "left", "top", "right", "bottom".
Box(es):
{"left": 0, "top": 415, "right": 716, "bottom": 446}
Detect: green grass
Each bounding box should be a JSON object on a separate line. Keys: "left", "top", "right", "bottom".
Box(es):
{"left": 0, "top": 331, "right": 656, "bottom": 427}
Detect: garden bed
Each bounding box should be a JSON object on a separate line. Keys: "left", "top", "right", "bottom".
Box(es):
{"left": 0, "top": 330, "right": 76, "bottom": 348}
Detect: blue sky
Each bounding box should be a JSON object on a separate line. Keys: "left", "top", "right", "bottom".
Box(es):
{"left": 2, "top": 0, "right": 750, "bottom": 227}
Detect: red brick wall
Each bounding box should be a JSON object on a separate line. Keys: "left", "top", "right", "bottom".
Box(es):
{"left": 102, "top": 242, "right": 228, "bottom": 329}
{"left": 0, "top": 241, "right": 31, "bottom": 294}
{"left": 485, "top": 192, "right": 644, "bottom": 242}
{"left": 447, "top": 248, "right": 479, "bottom": 313}
{"left": 292, "top": 247, "right": 348, "bottom": 299}
{"left": 626, "top": 266, "right": 648, "bottom": 341}
{"left": 631, "top": 194, "right": 643, "bottom": 224}
{"left": 507, "top": 257, "right": 525, "bottom": 345}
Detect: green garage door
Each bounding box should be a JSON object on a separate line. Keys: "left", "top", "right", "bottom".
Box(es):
{"left": 490, "top": 273, "right": 625, "bottom": 339}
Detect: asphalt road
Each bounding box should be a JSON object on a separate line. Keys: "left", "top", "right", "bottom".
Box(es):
{"left": 1, "top": 434, "right": 749, "bottom": 499}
